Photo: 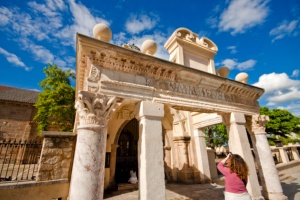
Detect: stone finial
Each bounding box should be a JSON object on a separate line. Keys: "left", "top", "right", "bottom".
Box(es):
{"left": 217, "top": 66, "right": 230, "bottom": 77}
{"left": 235, "top": 72, "right": 249, "bottom": 83}
{"left": 93, "top": 23, "right": 112, "bottom": 42}
{"left": 141, "top": 39, "right": 157, "bottom": 55}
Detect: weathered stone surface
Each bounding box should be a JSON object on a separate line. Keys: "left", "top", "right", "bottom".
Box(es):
{"left": 36, "top": 134, "right": 76, "bottom": 182}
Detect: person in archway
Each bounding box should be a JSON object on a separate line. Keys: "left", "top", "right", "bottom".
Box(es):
{"left": 128, "top": 168, "right": 138, "bottom": 184}
{"left": 217, "top": 152, "right": 251, "bottom": 200}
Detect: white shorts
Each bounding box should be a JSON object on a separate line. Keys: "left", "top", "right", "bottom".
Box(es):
{"left": 224, "top": 191, "right": 252, "bottom": 200}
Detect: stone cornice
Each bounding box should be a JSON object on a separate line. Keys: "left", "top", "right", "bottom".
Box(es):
{"left": 76, "top": 34, "right": 264, "bottom": 115}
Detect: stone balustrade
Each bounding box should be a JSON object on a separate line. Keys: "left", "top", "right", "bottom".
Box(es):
{"left": 36, "top": 131, "right": 76, "bottom": 181}
{"left": 270, "top": 144, "right": 300, "bottom": 164}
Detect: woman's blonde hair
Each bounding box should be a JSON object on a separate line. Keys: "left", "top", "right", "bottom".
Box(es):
{"left": 226, "top": 154, "right": 249, "bottom": 181}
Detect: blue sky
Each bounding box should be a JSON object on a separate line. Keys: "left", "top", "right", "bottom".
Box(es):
{"left": 0, "top": 0, "right": 300, "bottom": 116}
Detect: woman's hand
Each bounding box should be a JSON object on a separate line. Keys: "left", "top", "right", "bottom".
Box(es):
{"left": 221, "top": 152, "right": 232, "bottom": 163}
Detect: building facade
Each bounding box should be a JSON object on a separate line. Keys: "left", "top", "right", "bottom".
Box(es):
{"left": 69, "top": 24, "right": 287, "bottom": 200}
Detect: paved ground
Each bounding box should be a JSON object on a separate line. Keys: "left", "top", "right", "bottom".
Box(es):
{"left": 104, "top": 173, "right": 300, "bottom": 200}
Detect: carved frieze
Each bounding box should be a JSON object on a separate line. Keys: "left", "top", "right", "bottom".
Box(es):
{"left": 250, "top": 115, "right": 269, "bottom": 134}
{"left": 87, "top": 50, "right": 176, "bottom": 82}
{"left": 75, "top": 91, "right": 116, "bottom": 126}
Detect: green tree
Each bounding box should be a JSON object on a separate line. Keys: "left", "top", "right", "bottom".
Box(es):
{"left": 205, "top": 124, "right": 228, "bottom": 147}
{"left": 34, "top": 64, "right": 76, "bottom": 134}
{"left": 260, "top": 107, "right": 300, "bottom": 137}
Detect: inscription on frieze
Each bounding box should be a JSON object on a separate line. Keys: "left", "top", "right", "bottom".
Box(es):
{"left": 146, "top": 77, "right": 226, "bottom": 101}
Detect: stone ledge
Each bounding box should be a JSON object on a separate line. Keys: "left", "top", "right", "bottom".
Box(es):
{"left": 41, "top": 131, "right": 76, "bottom": 137}
{"left": 0, "top": 179, "right": 68, "bottom": 190}
{"left": 277, "top": 160, "right": 300, "bottom": 175}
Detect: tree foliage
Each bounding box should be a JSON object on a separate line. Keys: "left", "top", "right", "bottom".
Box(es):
{"left": 260, "top": 107, "right": 300, "bottom": 137}
{"left": 34, "top": 64, "right": 76, "bottom": 134}
{"left": 205, "top": 124, "right": 228, "bottom": 147}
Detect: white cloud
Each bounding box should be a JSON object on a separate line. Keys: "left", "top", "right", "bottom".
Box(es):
{"left": 221, "top": 58, "right": 256, "bottom": 70}
{"left": 125, "top": 13, "right": 159, "bottom": 34}
{"left": 0, "top": 47, "right": 31, "bottom": 71}
{"left": 218, "top": 0, "right": 269, "bottom": 35}
{"left": 269, "top": 20, "right": 298, "bottom": 42}
{"left": 46, "top": 0, "right": 67, "bottom": 11}
{"left": 222, "top": 58, "right": 238, "bottom": 70}
{"left": 269, "top": 20, "right": 299, "bottom": 42}
{"left": 267, "top": 87, "right": 300, "bottom": 106}
{"left": 19, "top": 38, "right": 54, "bottom": 63}
{"left": 237, "top": 59, "right": 256, "bottom": 70}
{"left": 227, "top": 46, "right": 237, "bottom": 54}
{"left": 292, "top": 69, "right": 299, "bottom": 78}
{"left": 253, "top": 72, "right": 300, "bottom": 93}
{"left": 0, "top": 7, "right": 13, "bottom": 26}
{"left": 253, "top": 73, "right": 300, "bottom": 116}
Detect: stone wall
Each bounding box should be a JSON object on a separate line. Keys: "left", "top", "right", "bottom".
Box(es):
{"left": 0, "top": 100, "right": 37, "bottom": 140}
{"left": 37, "top": 131, "right": 76, "bottom": 181}
{"left": 0, "top": 180, "right": 69, "bottom": 200}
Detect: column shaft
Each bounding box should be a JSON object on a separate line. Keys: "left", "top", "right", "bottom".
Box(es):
{"left": 249, "top": 115, "right": 287, "bottom": 200}
{"left": 227, "top": 113, "right": 263, "bottom": 200}
{"left": 136, "top": 101, "right": 165, "bottom": 200}
{"left": 69, "top": 125, "right": 106, "bottom": 200}
{"left": 254, "top": 133, "right": 287, "bottom": 199}
{"left": 194, "top": 128, "right": 211, "bottom": 183}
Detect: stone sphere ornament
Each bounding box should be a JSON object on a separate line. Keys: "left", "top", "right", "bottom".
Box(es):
{"left": 235, "top": 72, "right": 249, "bottom": 83}
{"left": 217, "top": 66, "right": 230, "bottom": 78}
{"left": 93, "top": 23, "right": 112, "bottom": 42}
{"left": 141, "top": 39, "right": 157, "bottom": 55}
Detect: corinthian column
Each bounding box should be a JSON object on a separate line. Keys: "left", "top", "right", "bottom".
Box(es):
{"left": 69, "top": 91, "right": 116, "bottom": 200}
{"left": 248, "top": 115, "right": 288, "bottom": 200}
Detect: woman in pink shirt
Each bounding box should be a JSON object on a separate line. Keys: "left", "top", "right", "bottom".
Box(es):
{"left": 217, "top": 152, "right": 251, "bottom": 200}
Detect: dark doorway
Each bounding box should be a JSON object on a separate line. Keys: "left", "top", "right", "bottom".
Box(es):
{"left": 115, "top": 119, "right": 139, "bottom": 183}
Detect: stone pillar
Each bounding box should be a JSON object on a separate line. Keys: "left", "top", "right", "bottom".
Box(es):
{"left": 224, "top": 113, "right": 264, "bottom": 200}
{"left": 291, "top": 146, "right": 300, "bottom": 160}
{"left": 109, "top": 144, "right": 119, "bottom": 185}
{"left": 135, "top": 101, "right": 165, "bottom": 200}
{"left": 278, "top": 147, "right": 289, "bottom": 163}
{"left": 164, "top": 146, "right": 172, "bottom": 181}
{"left": 173, "top": 136, "right": 194, "bottom": 183}
{"left": 193, "top": 128, "right": 211, "bottom": 183}
{"left": 69, "top": 91, "right": 116, "bottom": 200}
{"left": 249, "top": 115, "right": 288, "bottom": 200}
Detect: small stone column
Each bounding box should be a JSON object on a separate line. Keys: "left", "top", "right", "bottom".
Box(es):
{"left": 69, "top": 91, "right": 116, "bottom": 200}
{"left": 291, "top": 146, "right": 300, "bottom": 160}
{"left": 248, "top": 115, "right": 287, "bottom": 200}
{"left": 193, "top": 128, "right": 211, "bottom": 183}
{"left": 135, "top": 101, "right": 165, "bottom": 200}
{"left": 109, "top": 144, "right": 119, "bottom": 185}
{"left": 278, "top": 147, "right": 290, "bottom": 163}
{"left": 224, "top": 113, "right": 264, "bottom": 200}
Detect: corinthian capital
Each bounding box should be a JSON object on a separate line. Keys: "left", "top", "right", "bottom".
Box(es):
{"left": 251, "top": 114, "right": 269, "bottom": 134}
{"left": 75, "top": 91, "right": 116, "bottom": 126}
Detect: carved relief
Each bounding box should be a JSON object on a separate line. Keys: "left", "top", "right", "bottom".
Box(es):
{"left": 85, "top": 65, "right": 101, "bottom": 92}
{"left": 75, "top": 91, "right": 116, "bottom": 126}
{"left": 86, "top": 50, "right": 177, "bottom": 82}
{"left": 250, "top": 115, "right": 269, "bottom": 134}
{"left": 116, "top": 106, "right": 134, "bottom": 120}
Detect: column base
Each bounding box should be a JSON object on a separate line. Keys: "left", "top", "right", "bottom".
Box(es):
{"left": 267, "top": 192, "right": 288, "bottom": 200}
{"left": 252, "top": 195, "right": 265, "bottom": 200}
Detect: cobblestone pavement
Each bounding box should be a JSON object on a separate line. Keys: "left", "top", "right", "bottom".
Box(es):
{"left": 104, "top": 173, "right": 300, "bottom": 200}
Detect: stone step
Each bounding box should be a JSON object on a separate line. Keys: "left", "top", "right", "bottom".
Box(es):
{"left": 117, "top": 183, "right": 138, "bottom": 191}
{"left": 278, "top": 173, "right": 297, "bottom": 183}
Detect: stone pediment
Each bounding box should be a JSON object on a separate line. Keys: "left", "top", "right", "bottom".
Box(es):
{"left": 76, "top": 34, "right": 264, "bottom": 115}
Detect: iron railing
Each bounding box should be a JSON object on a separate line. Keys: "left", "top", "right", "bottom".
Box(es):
{"left": 0, "top": 139, "right": 42, "bottom": 182}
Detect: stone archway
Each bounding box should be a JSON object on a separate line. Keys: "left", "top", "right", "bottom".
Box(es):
{"left": 115, "top": 118, "right": 139, "bottom": 183}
